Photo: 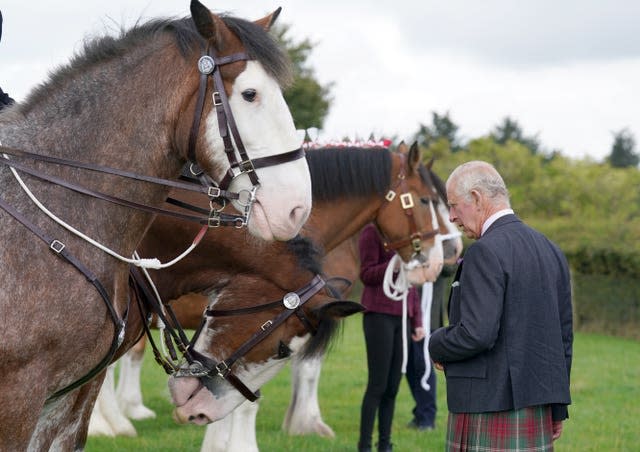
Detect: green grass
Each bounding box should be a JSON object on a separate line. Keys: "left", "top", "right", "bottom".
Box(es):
{"left": 86, "top": 321, "right": 640, "bottom": 452}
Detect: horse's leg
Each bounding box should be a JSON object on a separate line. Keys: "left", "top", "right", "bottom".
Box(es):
{"left": 88, "top": 366, "right": 117, "bottom": 437}
{"left": 201, "top": 400, "right": 260, "bottom": 452}
{"left": 0, "top": 363, "right": 47, "bottom": 450}
{"left": 116, "top": 336, "right": 156, "bottom": 420}
{"left": 226, "top": 400, "right": 259, "bottom": 452}
{"left": 26, "top": 373, "right": 105, "bottom": 451}
{"left": 200, "top": 410, "right": 232, "bottom": 452}
{"left": 89, "top": 363, "right": 137, "bottom": 437}
{"left": 283, "top": 354, "right": 335, "bottom": 437}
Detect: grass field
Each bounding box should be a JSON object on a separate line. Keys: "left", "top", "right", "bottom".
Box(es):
{"left": 86, "top": 318, "right": 639, "bottom": 451}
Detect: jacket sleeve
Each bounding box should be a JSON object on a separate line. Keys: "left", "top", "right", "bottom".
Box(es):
{"left": 358, "top": 226, "right": 391, "bottom": 286}
{"left": 553, "top": 247, "right": 574, "bottom": 421}
{"left": 409, "top": 287, "right": 423, "bottom": 330}
{"left": 429, "top": 241, "right": 504, "bottom": 362}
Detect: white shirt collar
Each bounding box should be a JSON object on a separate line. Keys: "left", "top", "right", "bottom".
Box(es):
{"left": 481, "top": 209, "right": 514, "bottom": 236}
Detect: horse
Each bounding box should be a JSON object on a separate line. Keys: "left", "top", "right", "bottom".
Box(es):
{"left": 0, "top": 1, "right": 312, "bottom": 449}
{"left": 90, "top": 142, "right": 451, "bottom": 450}
{"left": 281, "top": 161, "right": 463, "bottom": 438}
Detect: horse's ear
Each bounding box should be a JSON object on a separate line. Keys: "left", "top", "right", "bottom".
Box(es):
{"left": 396, "top": 141, "right": 408, "bottom": 154}
{"left": 426, "top": 157, "right": 435, "bottom": 170}
{"left": 191, "top": 1, "right": 215, "bottom": 37}
{"left": 254, "top": 7, "right": 282, "bottom": 31}
{"left": 408, "top": 141, "right": 422, "bottom": 173}
{"left": 313, "top": 301, "right": 365, "bottom": 320}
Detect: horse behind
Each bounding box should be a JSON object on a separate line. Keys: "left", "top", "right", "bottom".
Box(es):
{"left": 0, "top": 1, "right": 312, "bottom": 449}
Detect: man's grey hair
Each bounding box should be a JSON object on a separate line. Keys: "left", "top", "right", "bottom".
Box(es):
{"left": 447, "top": 161, "right": 510, "bottom": 207}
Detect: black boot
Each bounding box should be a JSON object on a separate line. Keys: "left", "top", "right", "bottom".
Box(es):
{"left": 376, "top": 442, "right": 393, "bottom": 452}
{"left": 357, "top": 442, "right": 372, "bottom": 452}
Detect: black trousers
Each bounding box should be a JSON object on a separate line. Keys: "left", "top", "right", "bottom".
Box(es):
{"left": 359, "top": 312, "right": 404, "bottom": 448}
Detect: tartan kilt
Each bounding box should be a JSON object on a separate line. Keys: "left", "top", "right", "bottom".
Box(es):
{"left": 446, "top": 405, "right": 554, "bottom": 452}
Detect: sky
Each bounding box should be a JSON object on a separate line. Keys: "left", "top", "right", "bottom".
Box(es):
{"left": 2, "top": 0, "right": 640, "bottom": 161}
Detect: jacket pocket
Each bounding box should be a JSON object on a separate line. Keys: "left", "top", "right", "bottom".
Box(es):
{"left": 445, "top": 355, "right": 487, "bottom": 378}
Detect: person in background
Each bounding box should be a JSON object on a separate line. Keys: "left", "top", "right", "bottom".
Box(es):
{"left": 429, "top": 160, "right": 573, "bottom": 451}
{"left": 357, "top": 223, "right": 425, "bottom": 452}
{"left": 405, "top": 264, "right": 456, "bottom": 431}
{"left": 0, "top": 11, "right": 15, "bottom": 110}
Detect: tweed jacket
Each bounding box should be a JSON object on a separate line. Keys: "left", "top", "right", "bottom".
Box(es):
{"left": 429, "top": 214, "right": 573, "bottom": 421}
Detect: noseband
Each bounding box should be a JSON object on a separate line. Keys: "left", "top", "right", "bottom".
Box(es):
{"left": 377, "top": 155, "right": 438, "bottom": 260}
{"left": 186, "top": 46, "right": 305, "bottom": 228}
{"left": 132, "top": 269, "right": 326, "bottom": 402}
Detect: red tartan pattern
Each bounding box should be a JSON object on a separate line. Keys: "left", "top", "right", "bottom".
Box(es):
{"left": 446, "top": 405, "right": 554, "bottom": 451}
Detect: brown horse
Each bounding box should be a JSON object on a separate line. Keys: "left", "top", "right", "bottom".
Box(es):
{"left": 0, "top": 1, "right": 312, "bottom": 449}
{"left": 93, "top": 142, "right": 446, "bottom": 432}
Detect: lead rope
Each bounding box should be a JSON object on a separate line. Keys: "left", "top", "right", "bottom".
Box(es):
{"left": 420, "top": 281, "right": 433, "bottom": 391}
{"left": 1, "top": 148, "right": 207, "bottom": 269}
{"left": 382, "top": 199, "right": 440, "bottom": 374}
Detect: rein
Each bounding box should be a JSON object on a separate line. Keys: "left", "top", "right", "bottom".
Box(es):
{"left": 132, "top": 268, "right": 325, "bottom": 402}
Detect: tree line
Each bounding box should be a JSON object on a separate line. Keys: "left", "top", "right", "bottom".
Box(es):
{"left": 277, "top": 25, "right": 640, "bottom": 277}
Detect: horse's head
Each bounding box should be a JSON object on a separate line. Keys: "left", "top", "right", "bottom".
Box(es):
{"left": 421, "top": 161, "right": 463, "bottom": 265}
{"left": 168, "top": 274, "right": 362, "bottom": 424}
{"left": 375, "top": 142, "right": 450, "bottom": 285}
{"left": 186, "top": 1, "right": 311, "bottom": 240}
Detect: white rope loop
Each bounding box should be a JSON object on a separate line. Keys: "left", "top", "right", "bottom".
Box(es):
{"left": 2, "top": 150, "right": 207, "bottom": 269}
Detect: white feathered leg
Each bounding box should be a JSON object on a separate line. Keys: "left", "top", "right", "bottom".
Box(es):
{"left": 116, "top": 345, "right": 156, "bottom": 420}
{"left": 88, "top": 364, "right": 137, "bottom": 437}
{"left": 283, "top": 355, "right": 334, "bottom": 437}
{"left": 201, "top": 399, "right": 260, "bottom": 452}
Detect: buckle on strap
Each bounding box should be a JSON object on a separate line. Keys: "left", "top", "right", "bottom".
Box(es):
{"left": 216, "top": 361, "right": 230, "bottom": 378}
{"left": 400, "top": 193, "right": 415, "bottom": 209}
{"left": 50, "top": 240, "right": 66, "bottom": 253}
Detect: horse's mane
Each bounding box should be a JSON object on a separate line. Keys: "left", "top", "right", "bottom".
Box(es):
{"left": 24, "top": 14, "right": 291, "bottom": 110}
{"left": 286, "top": 235, "right": 322, "bottom": 275}
{"left": 306, "top": 147, "right": 392, "bottom": 202}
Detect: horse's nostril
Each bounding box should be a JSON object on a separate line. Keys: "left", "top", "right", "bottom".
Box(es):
{"left": 289, "top": 205, "right": 308, "bottom": 226}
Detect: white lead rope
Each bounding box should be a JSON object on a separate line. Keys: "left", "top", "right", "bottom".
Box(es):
{"left": 2, "top": 149, "right": 207, "bottom": 269}
{"left": 383, "top": 253, "right": 411, "bottom": 374}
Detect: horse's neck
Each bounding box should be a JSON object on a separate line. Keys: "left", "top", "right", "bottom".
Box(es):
{"left": 0, "top": 40, "right": 188, "bottom": 255}
{"left": 302, "top": 195, "right": 382, "bottom": 253}
{"left": 143, "top": 220, "right": 308, "bottom": 301}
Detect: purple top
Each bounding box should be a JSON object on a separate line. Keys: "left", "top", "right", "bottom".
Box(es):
{"left": 358, "top": 224, "right": 422, "bottom": 330}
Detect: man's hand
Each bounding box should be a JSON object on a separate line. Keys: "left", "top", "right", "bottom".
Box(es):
{"left": 411, "top": 327, "right": 425, "bottom": 341}
{"left": 552, "top": 420, "right": 563, "bottom": 440}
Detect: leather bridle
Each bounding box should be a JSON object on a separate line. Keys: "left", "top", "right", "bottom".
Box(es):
{"left": 376, "top": 154, "right": 438, "bottom": 260}
{"left": 186, "top": 46, "right": 305, "bottom": 228}
{"left": 132, "top": 269, "right": 326, "bottom": 402}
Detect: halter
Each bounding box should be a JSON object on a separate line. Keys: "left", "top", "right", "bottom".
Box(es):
{"left": 187, "top": 46, "right": 306, "bottom": 227}
{"left": 377, "top": 154, "right": 438, "bottom": 260}
{"left": 132, "top": 268, "right": 326, "bottom": 402}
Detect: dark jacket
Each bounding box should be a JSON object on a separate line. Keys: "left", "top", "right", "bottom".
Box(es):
{"left": 359, "top": 224, "right": 422, "bottom": 330}
{"left": 429, "top": 214, "right": 573, "bottom": 421}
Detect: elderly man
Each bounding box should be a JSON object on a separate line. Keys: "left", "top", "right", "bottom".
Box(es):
{"left": 429, "top": 161, "right": 573, "bottom": 451}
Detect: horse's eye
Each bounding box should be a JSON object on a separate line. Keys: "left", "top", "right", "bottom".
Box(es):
{"left": 242, "top": 89, "right": 257, "bottom": 102}
{"left": 420, "top": 197, "right": 431, "bottom": 205}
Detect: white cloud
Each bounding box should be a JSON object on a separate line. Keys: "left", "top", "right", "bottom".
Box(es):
{"left": 1, "top": 0, "right": 639, "bottom": 161}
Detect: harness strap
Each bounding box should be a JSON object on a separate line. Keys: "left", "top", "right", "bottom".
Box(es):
{"left": 0, "top": 195, "right": 126, "bottom": 402}
{"left": 184, "top": 274, "right": 326, "bottom": 402}
{"left": 0, "top": 146, "right": 213, "bottom": 195}
{"left": 0, "top": 156, "right": 244, "bottom": 227}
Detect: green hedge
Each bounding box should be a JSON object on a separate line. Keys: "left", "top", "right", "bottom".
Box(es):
{"left": 571, "top": 272, "right": 640, "bottom": 340}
